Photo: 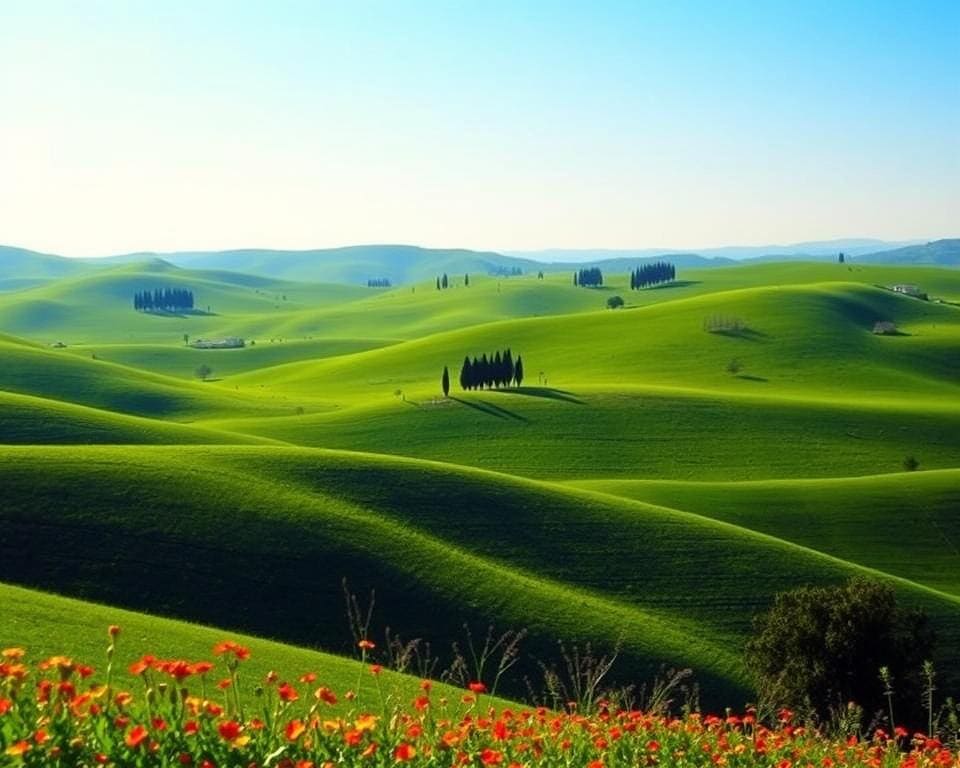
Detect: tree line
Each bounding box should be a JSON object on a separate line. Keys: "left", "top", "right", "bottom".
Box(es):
{"left": 630, "top": 262, "right": 676, "bottom": 289}
{"left": 453, "top": 349, "right": 524, "bottom": 392}
{"left": 367, "top": 278, "right": 391, "bottom": 288}
{"left": 133, "top": 288, "right": 195, "bottom": 312}
{"left": 436, "top": 273, "right": 470, "bottom": 290}
{"left": 574, "top": 267, "right": 603, "bottom": 287}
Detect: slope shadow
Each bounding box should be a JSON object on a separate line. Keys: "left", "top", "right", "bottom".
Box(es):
{"left": 498, "top": 386, "right": 585, "bottom": 405}
{"left": 451, "top": 397, "right": 528, "bottom": 422}
{"left": 736, "top": 374, "right": 768, "bottom": 382}
{"left": 710, "top": 327, "right": 767, "bottom": 340}
{"left": 647, "top": 280, "right": 701, "bottom": 290}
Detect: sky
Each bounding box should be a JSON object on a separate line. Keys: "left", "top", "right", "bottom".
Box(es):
{"left": 1, "top": 1, "right": 958, "bottom": 257}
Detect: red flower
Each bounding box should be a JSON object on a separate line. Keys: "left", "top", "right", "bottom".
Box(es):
{"left": 469, "top": 681, "right": 487, "bottom": 694}
{"left": 315, "top": 686, "right": 338, "bottom": 705}
{"left": 125, "top": 724, "right": 149, "bottom": 749}
{"left": 358, "top": 639, "right": 376, "bottom": 650}
{"left": 370, "top": 664, "right": 383, "bottom": 676}
{"left": 278, "top": 682, "right": 299, "bottom": 702}
{"left": 480, "top": 748, "right": 503, "bottom": 765}
{"left": 108, "top": 625, "right": 121, "bottom": 638}
{"left": 218, "top": 720, "right": 242, "bottom": 742}
{"left": 394, "top": 742, "right": 417, "bottom": 761}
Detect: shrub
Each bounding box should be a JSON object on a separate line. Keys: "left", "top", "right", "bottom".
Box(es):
{"left": 903, "top": 455, "right": 920, "bottom": 471}
{"left": 606, "top": 295, "right": 624, "bottom": 309}
{"left": 195, "top": 364, "right": 213, "bottom": 381}
{"left": 746, "top": 577, "right": 934, "bottom": 727}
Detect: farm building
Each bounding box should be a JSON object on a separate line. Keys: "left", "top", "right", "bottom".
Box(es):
{"left": 891, "top": 284, "right": 926, "bottom": 298}
{"left": 872, "top": 321, "right": 898, "bottom": 335}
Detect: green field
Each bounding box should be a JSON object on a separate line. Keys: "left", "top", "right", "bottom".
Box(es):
{"left": 2, "top": 256, "right": 959, "bottom": 706}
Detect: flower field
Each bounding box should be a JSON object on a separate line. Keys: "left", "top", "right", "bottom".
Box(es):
{"left": 2, "top": 630, "right": 959, "bottom": 768}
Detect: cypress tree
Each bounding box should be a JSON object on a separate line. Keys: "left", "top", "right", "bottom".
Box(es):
{"left": 442, "top": 273, "right": 448, "bottom": 289}
{"left": 436, "top": 277, "right": 441, "bottom": 290}
{"left": 465, "top": 273, "right": 469, "bottom": 286}
{"left": 442, "top": 366, "right": 450, "bottom": 398}
{"left": 514, "top": 356, "right": 524, "bottom": 387}
{"left": 504, "top": 349, "right": 514, "bottom": 387}
{"left": 459, "top": 356, "right": 471, "bottom": 391}
{"left": 573, "top": 271, "right": 578, "bottom": 286}
{"left": 493, "top": 351, "right": 503, "bottom": 388}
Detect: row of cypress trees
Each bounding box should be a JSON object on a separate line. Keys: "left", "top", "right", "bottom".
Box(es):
{"left": 457, "top": 349, "right": 524, "bottom": 391}
{"left": 574, "top": 267, "right": 603, "bottom": 287}
{"left": 630, "top": 262, "right": 676, "bottom": 289}
{"left": 133, "top": 288, "right": 195, "bottom": 312}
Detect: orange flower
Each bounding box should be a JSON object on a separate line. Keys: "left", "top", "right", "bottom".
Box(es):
{"left": 300, "top": 672, "right": 317, "bottom": 683}
{"left": 358, "top": 639, "right": 376, "bottom": 651}
{"left": 315, "top": 686, "right": 338, "bottom": 705}
{"left": 125, "top": 724, "right": 149, "bottom": 749}
{"left": 286, "top": 719, "right": 307, "bottom": 741}
{"left": 108, "top": 625, "right": 121, "bottom": 638}
{"left": 5, "top": 741, "right": 30, "bottom": 757}
{"left": 278, "top": 682, "right": 299, "bottom": 702}
{"left": 394, "top": 742, "right": 417, "bottom": 761}
{"left": 213, "top": 641, "right": 250, "bottom": 661}
{"left": 370, "top": 664, "right": 383, "bottom": 676}
{"left": 1, "top": 648, "right": 25, "bottom": 660}
{"left": 362, "top": 742, "right": 379, "bottom": 758}
{"left": 481, "top": 747, "right": 504, "bottom": 765}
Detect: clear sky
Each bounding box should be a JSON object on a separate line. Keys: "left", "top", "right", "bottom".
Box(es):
{"left": 2, "top": 1, "right": 958, "bottom": 256}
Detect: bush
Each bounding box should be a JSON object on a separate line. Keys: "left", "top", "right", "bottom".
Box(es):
{"left": 726, "top": 358, "right": 743, "bottom": 375}
{"left": 195, "top": 364, "right": 213, "bottom": 381}
{"left": 903, "top": 455, "right": 920, "bottom": 471}
{"left": 746, "top": 577, "right": 934, "bottom": 726}
{"left": 606, "top": 295, "right": 624, "bottom": 309}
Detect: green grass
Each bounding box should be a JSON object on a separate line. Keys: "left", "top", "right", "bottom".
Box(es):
{"left": 569, "top": 470, "right": 960, "bottom": 596}
{"left": 3, "top": 445, "right": 960, "bottom": 706}
{"left": 2, "top": 259, "right": 959, "bottom": 711}
{"left": 0, "top": 581, "right": 476, "bottom": 711}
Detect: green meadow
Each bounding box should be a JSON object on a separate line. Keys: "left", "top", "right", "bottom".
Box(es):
{"left": 1, "top": 256, "right": 959, "bottom": 706}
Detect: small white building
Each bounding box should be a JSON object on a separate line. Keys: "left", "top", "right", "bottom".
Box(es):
{"left": 892, "top": 284, "right": 921, "bottom": 296}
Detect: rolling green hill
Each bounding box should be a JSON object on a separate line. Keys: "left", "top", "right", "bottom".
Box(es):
{"left": 2, "top": 445, "right": 960, "bottom": 705}
{"left": 2, "top": 258, "right": 959, "bottom": 711}
{"left": 0, "top": 581, "right": 474, "bottom": 711}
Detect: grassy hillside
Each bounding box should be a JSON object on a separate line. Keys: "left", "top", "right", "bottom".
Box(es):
{"left": 570, "top": 470, "right": 960, "bottom": 597}
{"left": 0, "top": 334, "right": 297, "bottom": 420}
{"left": 2, "top": 445, "right": 960, "bottom": 705}
{"left": 0, "top": 389, "right": 270, "bottom": 444}
{"left": 0, "top": 581, "right": 470, "bottom": 711}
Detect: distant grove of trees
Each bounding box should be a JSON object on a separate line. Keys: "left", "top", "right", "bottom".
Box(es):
{"left": 630, "top": 262, "right": 676, "bottom": 289}
{"left": 367, "top": 278, "right": 392, "bottom": 288}
{"left": 458, "top": 349, "right": 524, "bottom": 390}
{"left": 490, "top": 266, "right": 523, "bottom": 277}
{"left": 574, "top": 267, "right": 603, "bottom": 287}
{"left": 134, "top": 287, "right": 195, "bottom": 312}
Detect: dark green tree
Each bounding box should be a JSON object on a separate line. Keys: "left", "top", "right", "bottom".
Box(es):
{"left": 746, "top": 578, "right": 934, "bottom": 726}
{"left": 465, "top": 273, "right": 469, "bottom": 286}
{"left": 459, "top": 356, "right": 471, "bottom": 391}
{"left": 441, "top": 365, "right": 450, "bottom": 397}
{"left": 514, "top": 356, "right": 524, "bottom": 387}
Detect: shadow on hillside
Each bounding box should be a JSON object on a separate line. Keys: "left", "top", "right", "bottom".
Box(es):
{"left": 499, "top": 386, "right": 585, "bottom": 405}
{"left": 451, "top": 397, "right": 528, "bottom": 422}
{"left": 647, "top": 280, "right": 701, "bottom": 290}
{"left": 736, "top": 374, "right": 768, "bottom": 382}
{"left": 710, "top": 327, "right": 767, "bottom": 340}
{"left": 142, "top": 309, "right": 218, "bottom": 318}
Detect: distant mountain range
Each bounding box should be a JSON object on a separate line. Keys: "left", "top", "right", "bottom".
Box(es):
{"left": 0, "top": 238, "right": 956, "bottom": 288}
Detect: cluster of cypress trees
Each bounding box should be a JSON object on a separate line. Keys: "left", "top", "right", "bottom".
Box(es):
{"left": 630, "top": 262, "right": 676, "bottom": 289}
{"left": 435, "top": 273, "right": 470, "bottom": 289}
{"left": 459, "top": 349, "right": 524, "bottom": 390}
{"left": 367, "top": 278, "right": 391, "bottom": 287}
{"left": 133, "top": 288, "right": 195, "bottom": 312}
{"left": 574, "top": 267, "right": 603, "bottom": 287}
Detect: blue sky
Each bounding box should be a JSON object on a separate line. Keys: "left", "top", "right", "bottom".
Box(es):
{"left": 1, "top": 1, "right": 958, "bottom": 256}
